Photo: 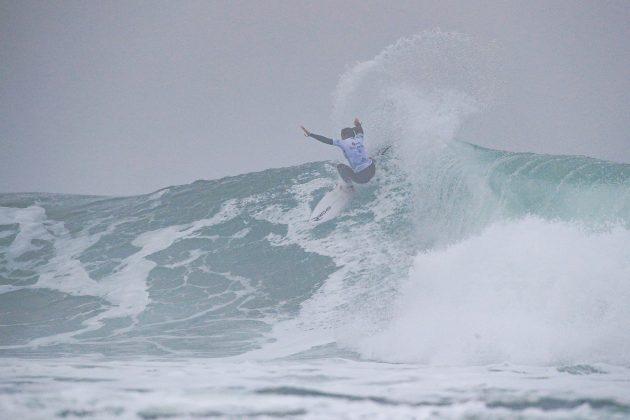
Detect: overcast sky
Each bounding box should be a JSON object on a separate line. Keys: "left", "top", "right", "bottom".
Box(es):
{"left": 1, "top": 0, "right": 629, "bottom": 195}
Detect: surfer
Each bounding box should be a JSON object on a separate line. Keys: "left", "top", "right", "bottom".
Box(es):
{"left": 301, "top": 118, "right": 375, "bottom": 186}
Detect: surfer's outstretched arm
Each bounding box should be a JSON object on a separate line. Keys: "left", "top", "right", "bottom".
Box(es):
{"left": 308, "top": 133, "right": 334, "bottom": 145}
{"left": 300, "top": 125, "right": 333, "bottom": 145}
{"left": 353, "top": 118, "right": 363, "bottom": 135}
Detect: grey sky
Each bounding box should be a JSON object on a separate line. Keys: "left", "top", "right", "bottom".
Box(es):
{"left": 1, "top": 0, "right": 629, "bottom": 195}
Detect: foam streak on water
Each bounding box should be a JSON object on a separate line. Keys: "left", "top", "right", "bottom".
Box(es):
{"left": 1, "top": 358, "right": 629, "bottom": 419}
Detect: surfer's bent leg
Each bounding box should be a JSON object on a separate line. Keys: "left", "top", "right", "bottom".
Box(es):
{"left": 337, "top": 164, "right": 354, "bottom": 184}
{"left": 352, "top": 160, "right": 376, "bottom": 184}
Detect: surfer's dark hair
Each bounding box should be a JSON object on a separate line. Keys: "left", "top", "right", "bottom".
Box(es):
{"left": 341, "top": 127, "right": 355, "bottom": 139}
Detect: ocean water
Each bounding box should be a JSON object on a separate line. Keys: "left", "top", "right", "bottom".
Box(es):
{"left": 2, "top": 32, "right": 630, "bottom": 419}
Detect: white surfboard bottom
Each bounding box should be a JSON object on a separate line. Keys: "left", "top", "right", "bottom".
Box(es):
{"left": 310, "top": 182, "right": 354, "bottom": 224}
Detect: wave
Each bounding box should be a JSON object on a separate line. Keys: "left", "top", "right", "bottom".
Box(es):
{"left": 353, "top": 217, "right": 630, "bottom": 365}
{"left": 1, "top": 140, "right": 628, "bottom": 363}
{"left": 1, "top": 31, "right": 628, "bottom": 365}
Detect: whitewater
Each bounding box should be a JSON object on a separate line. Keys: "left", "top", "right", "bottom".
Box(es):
{"left": 1, "top": 32, "right": 630, "bottom": 419}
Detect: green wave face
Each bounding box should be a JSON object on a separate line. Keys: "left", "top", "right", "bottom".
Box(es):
{"left": 472, "top": 143, "right": 630, "bottom": 225}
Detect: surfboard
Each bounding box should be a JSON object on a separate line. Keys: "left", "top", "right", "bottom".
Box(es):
{"left": 310, "top": 182, "right": 354, "bottom": 224}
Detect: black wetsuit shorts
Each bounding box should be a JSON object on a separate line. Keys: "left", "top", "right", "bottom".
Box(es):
{"left": 337, "top": 160, "right": 375, "bottom": 184}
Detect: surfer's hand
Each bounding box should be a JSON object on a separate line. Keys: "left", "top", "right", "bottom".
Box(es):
{"left": 300, "top": 126, "right": 311, "bottom": 137}
{"left": 354, "top": 118, "right": 361, "bottom": 126}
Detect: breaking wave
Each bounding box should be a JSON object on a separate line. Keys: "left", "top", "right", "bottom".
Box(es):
{"left": 1, "top": 31, "right": 629, "bottom": 366}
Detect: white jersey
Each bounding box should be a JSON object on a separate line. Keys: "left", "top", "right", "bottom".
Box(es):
{"left": 333, "top": 133, "right": 373, "bottom": 173}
